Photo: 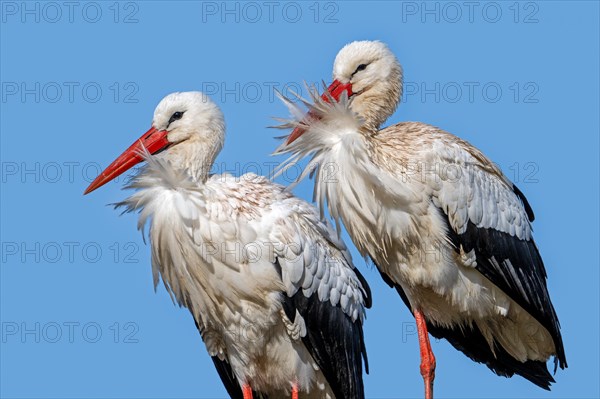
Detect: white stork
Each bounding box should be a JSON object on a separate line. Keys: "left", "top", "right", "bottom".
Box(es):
{"left": 274, "top": 41, "right": 567, "bottom": 398}
{"left": 84, "top": 91, "right": 371, "bottom": 399}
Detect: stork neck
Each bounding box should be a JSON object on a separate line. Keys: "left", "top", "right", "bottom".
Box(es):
{"left": 351, "top": 92, "right": 400, "bottom": 134}
{"left": 349, "top": 69, "right": 403, "bottom": 133}
{"left": 163, "top": 138, "right": 221, "bottom": 184}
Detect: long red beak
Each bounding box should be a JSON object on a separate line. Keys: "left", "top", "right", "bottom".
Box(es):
{"left": 84, "top": 127, "right": 170, "bottom": 195}
{"left": 286, "top": 79, "right": 353, "bottom": 145}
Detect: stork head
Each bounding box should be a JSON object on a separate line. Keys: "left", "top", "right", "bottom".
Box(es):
{"left": 151, "top": 91, "right": 225, "bottom": 147}
{"left": 332, "top": 41, "right": 402, "bottom": 126}
{"left": 84, "top": 91, "right": 225, "bottom": 194}
{"left": 286, "top": 41, "right": 402, "bottom": 144}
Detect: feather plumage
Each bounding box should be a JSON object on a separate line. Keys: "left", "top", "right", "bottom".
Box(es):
{"left": 273, "top": 41, "right": 566, "bottom": 389}
{"left": 91, "top": 91, "right": 370, "bottom": 398}
{"left": 115, "top": 142, "right": 369, "bottom": 398}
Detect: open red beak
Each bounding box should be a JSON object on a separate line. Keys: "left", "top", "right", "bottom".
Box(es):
{"left": 83, "top": 127, "right": 170, "bottom": 195}
{"left": 286, "top": 79, "right": 353, "bottom": 145}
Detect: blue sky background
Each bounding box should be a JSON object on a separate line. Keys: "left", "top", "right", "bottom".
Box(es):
{"left": 1, "top": 1, "right": 598, "bottom": 398}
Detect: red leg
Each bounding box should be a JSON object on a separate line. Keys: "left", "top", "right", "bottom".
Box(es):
{"left": 242, "top": 384, "right": 253, "bottom": 399}
{"left": 291, "top": 382, "right": 299, "bottom": 399}
{"left": 415, "top": 309, "right": 436, "bottom": 399}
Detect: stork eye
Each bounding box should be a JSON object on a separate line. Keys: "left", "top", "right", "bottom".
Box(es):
{"left": 168, "top": 111, "right": 184, "bottom": 125}
{"left": 353, "top": 64, "right": 368, "bottom": 74}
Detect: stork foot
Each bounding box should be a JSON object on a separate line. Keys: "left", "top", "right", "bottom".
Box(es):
{"left": 291, "top": 382, "right": 299, "bottom": 399}
{"left": 242, "top": 384, "right": 253, "bottom": 399}
{"left": 415, "top": 309, "right": 436, "bottom": 399}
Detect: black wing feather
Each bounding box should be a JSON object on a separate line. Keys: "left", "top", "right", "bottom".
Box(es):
{"left": 280, "top": 259, "right": 369, "bottom": 399}
{"left": 426, "top": 319, "right": 556, "bottom": 389}
{"left": 512, "top": 183, "right": 535, "bottom": 221}
{"left": 442, "top": 211, "right": 566, "bottom": 371}
{"left": 372, "top": 248, "right": 564, "bottom": 389}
